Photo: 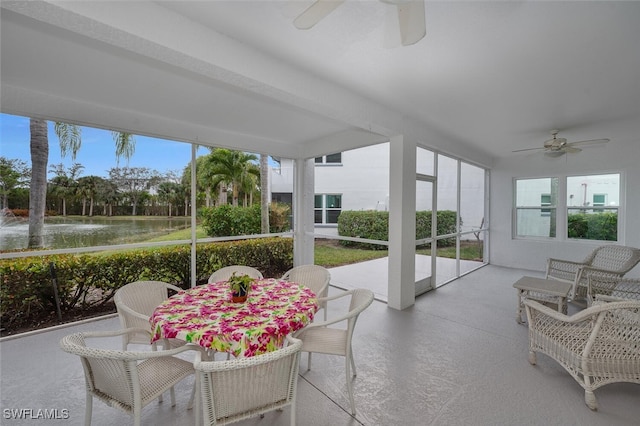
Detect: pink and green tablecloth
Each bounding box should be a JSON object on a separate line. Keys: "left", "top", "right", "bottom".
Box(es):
{"left": 150, "top": 278, "right": 317, "bottom": 357}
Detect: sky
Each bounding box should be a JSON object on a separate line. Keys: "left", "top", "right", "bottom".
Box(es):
{"left": 0, "top": 113, "right": 201, "bottom": 179}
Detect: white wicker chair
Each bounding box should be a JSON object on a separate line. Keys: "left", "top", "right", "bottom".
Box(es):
{"left": 523, "top": 298, "right": 640, "bottom": 410}
{"left": 293, "top": 288, "right": 374, "bottom": 415}
{"left": 281, "top": 264, "right": 330, "bottom": 320}
{"left": 208, "top": 265, "right": 263, "bottom": 283}
{"left": 545, "top": 245, "right": 640, "bottom": 301}
{"left": 114, "top": 280, "right": 183, "bottom": 350}
{"left": 193, "top": 335, "right": 302, "bottom": 426}
{"left": 59, "top": 328, "right": 201, "bottom": 426}
{"left": 588, "top": 274, "right": 640, "bottom": 304}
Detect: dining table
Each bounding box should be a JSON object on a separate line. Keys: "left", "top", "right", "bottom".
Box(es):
{"left": 150, "top": 278, "right": 318, "bottom": 357}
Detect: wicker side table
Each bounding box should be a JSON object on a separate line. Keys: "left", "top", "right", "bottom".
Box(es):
{"left": 513, "top": 276, "right": 573, "bottom": 324}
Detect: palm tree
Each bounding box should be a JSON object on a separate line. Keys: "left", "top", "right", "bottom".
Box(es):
{"left": 97, "top": 178, "right": 119, "bottom": 216}
{"left": 28, "top": 119, "right": 48, "bottom": 248}
{"left": 27, "top": 119, "right": 135, "bottom": 247}
{"left": 206, "top": 149, "right": 258, "bottom": 207}
{"left": 48, "top": 163, "right": 84, "bottom": 216}
{"left": 77, "top": 175, "right": 102, "bottom": 216}
{"left": 157, "top": 181, "right": 181, "bottom": 217}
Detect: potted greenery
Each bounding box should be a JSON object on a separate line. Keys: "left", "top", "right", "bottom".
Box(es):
{"left": 227, "top": 272, "right": 254, "bottom": 303}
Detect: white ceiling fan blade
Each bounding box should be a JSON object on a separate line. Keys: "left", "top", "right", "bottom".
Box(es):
{"left": 396, "top": 0, "right": 426, "bottom": 46}
{"left": 512, "top": 146, "right": 545, "bottom": 153}
{"left": 568, "top": 138, "right": 610, "bottom": 148}
{"left": 563, "top": 146, "right": 582, "bottom": 154}
{"left": 294, "top": 0, "right": 345, "bottom": 30}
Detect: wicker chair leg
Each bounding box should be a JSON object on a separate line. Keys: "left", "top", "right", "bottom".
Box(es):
{"left": 307, "top": 352, "right": 312, "bottom": 371}
{"left": 84, "top": 391, "right": 92, "bottom": 426}
{"left": 345, "top": 357, "right": 356, "bottom": 415}
{"left": 585, "top": 390, "right": 598, "bottom": 411}
{"left": 349, "top": 347, "right": 357, "bottom": 377}
{"left": 170, "top": 387, "right": 176, "bottom": 406}
{"left": 528, "top": 351, "right": 537, "bottom": 365}
{"left": 187, "top": 381, "right": 196, "bottom": 410}
{"left": 133, "top": 404, "right": 141, "bottom": 426}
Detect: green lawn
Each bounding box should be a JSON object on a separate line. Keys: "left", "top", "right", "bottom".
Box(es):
{"left": 314, "top": 242, "right": 388, "bottom": 267}
{"left": 144, "top": 225, "right": 208, "bottom": 242}
{"left": 141, "top": 228, "right": 482, "bottom": 266}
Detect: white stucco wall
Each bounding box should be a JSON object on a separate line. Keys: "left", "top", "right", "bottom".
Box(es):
{"left": 270, "top": 143, "right": 487, "bottom": 237}
{"left": 315, "top": 143, "right": 390, "bottom": 213}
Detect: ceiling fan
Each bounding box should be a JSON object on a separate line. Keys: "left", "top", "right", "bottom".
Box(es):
{"left": 293, "top": 0, "right": 426, "bottom": 46}
{"left": 513, "top": 130, "right": 610, "bottom": 157}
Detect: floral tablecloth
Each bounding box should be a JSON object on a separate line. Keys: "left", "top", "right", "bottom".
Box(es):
{"left": 150, "top": 278, "right": 318, "bottom": 357}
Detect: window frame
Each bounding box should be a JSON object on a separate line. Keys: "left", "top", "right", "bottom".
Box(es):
{"left": 314, "top": 153, "right": 342, "bottom": 165}
{"left": 513, "top": 172, "right": 623, "bottom": 243}
{"left": 314, "top": 193, "right": 342, "bottom": 225}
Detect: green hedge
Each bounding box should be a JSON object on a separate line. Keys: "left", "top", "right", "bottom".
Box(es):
{"left": 200, "top": 203, "right": 291, "bottom": 237}
{"left": 337, "top": 210, "right": 458, "bottom": 250}
{"left": 568, "top": 212, "right": 617, "bottom": 241}
{"left": 0, "top": 237, "right": 292, "bottom": 331}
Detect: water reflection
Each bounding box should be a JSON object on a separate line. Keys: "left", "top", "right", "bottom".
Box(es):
{"left": 0, "top": 216, "right": 192, "bottom": 251}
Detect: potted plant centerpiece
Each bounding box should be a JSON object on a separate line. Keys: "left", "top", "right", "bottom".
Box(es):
{"left": 228, "top": 272, "right": 254, "bottom": 303}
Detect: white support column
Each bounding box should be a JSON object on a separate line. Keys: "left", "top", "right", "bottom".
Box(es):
{"left": 388, "top": 134, "right": 417, "bottom": 310}
{"left": 190, "top": 143, "right": 197, "bottom": 288}
{"left": 293, "top": 158, "right": 315, "bottom": 266}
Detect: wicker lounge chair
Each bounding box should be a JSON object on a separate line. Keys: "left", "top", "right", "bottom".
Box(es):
{"left": 59, "top": 328, "right": 200, "bottom": 426}
{"left": 588, "top": 274, "right": 640, "bottom": 304}
{"left": 208, "top": 265, "right": 263, "bottom": 283}
{"left": 545, "top": 245, "right": 640, "bottom": 301}
{"left": 524, "top": 298, "right": 640, "bottom": 410}
{"left": 193, "top": 335, "right": 302, "bottom": 426}
{"left": 294, "top": 288, "right": 374, "bottom": 415}
{"left": 281, "top": 264, "right": 330, "bottom": 320}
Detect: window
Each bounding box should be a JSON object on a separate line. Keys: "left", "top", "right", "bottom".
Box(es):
{"left": 593, "top": 194, "right": 606, "bottom": 207}
{"left": 567, "top": 174, "right": 619, "bottom": 241}
{"left": 515, "top": 173, "right": 621, "bottom": 242}
{"left": 540, "top": 194, "right": 551, "bottom": 216}
{"left": 315, "top": 153, "right": 342, "bottom": 164}
{"left": 314, "top": 194, "right": 342, "bottom": 224}
{"left": 515, "top": 178, "right": 558, "bottom": 238}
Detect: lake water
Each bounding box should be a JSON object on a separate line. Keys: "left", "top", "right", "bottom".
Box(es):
{"left": 0, "top": 216, "right": 192, "bottom": 251}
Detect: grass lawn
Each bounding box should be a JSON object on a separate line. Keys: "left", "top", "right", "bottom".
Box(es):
{"left": 144, "top": 225, "right": 208, "bottom": 242}
{"left": 139, "top": 228, "right": 482, "bottom": 266}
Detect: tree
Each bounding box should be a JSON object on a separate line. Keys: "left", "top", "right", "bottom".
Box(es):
{"left": 97, "top": 178, "right": 119, "bottom": 216}
{"left": 206, "top": 149, "right": 259, "bottom": 207}
{"left": 76, "top": 175, "right": 103, "bottom": 216}
{"left": 157, "top": 181, "right": 182, "bottom": 217}
{"left": 27, "top": 119, "right": 136, "bottom": 248}
{"left": 28, "top": 119, "right": 48, "bottom": 248}
{"left": 108, "top": 166, "right": 159, "bottom": 215}
{"left": 48, "top": 163, "right": 84, "bottom": 216}
{"left": 0, "top": 157, "right": 29, "bottom": 210}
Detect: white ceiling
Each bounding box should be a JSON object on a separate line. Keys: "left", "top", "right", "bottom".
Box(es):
{"left": 2, "top": 1, "right": 639, "bottom": 164}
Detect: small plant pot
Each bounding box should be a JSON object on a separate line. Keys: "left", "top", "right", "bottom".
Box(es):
{"left": 231, "top": 293, "right": 248, "bottom": 303}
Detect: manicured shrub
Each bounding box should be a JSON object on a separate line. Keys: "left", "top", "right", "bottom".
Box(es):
{"left": 338, "top": 210, "right": 458, "bottom": 249}
{"left": 200, "top": 203, "right": 291, "bottom": 237}
{"left": 0, "top": 237, "right": 293, "bottom": 332}
{"left": 567, "top": 212, "right": 617, "bottom": 240}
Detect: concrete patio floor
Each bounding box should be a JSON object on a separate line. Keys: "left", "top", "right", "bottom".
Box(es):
{"left": 1, "top": 264, "right": 639, "bottom": 425}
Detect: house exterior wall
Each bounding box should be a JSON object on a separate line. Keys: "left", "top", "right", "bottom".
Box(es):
{"left": 315, "top": 143, "right": 390, "bottom": 214}
{"left": 269, "top": 143, "right": 487, "bottom": 240}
